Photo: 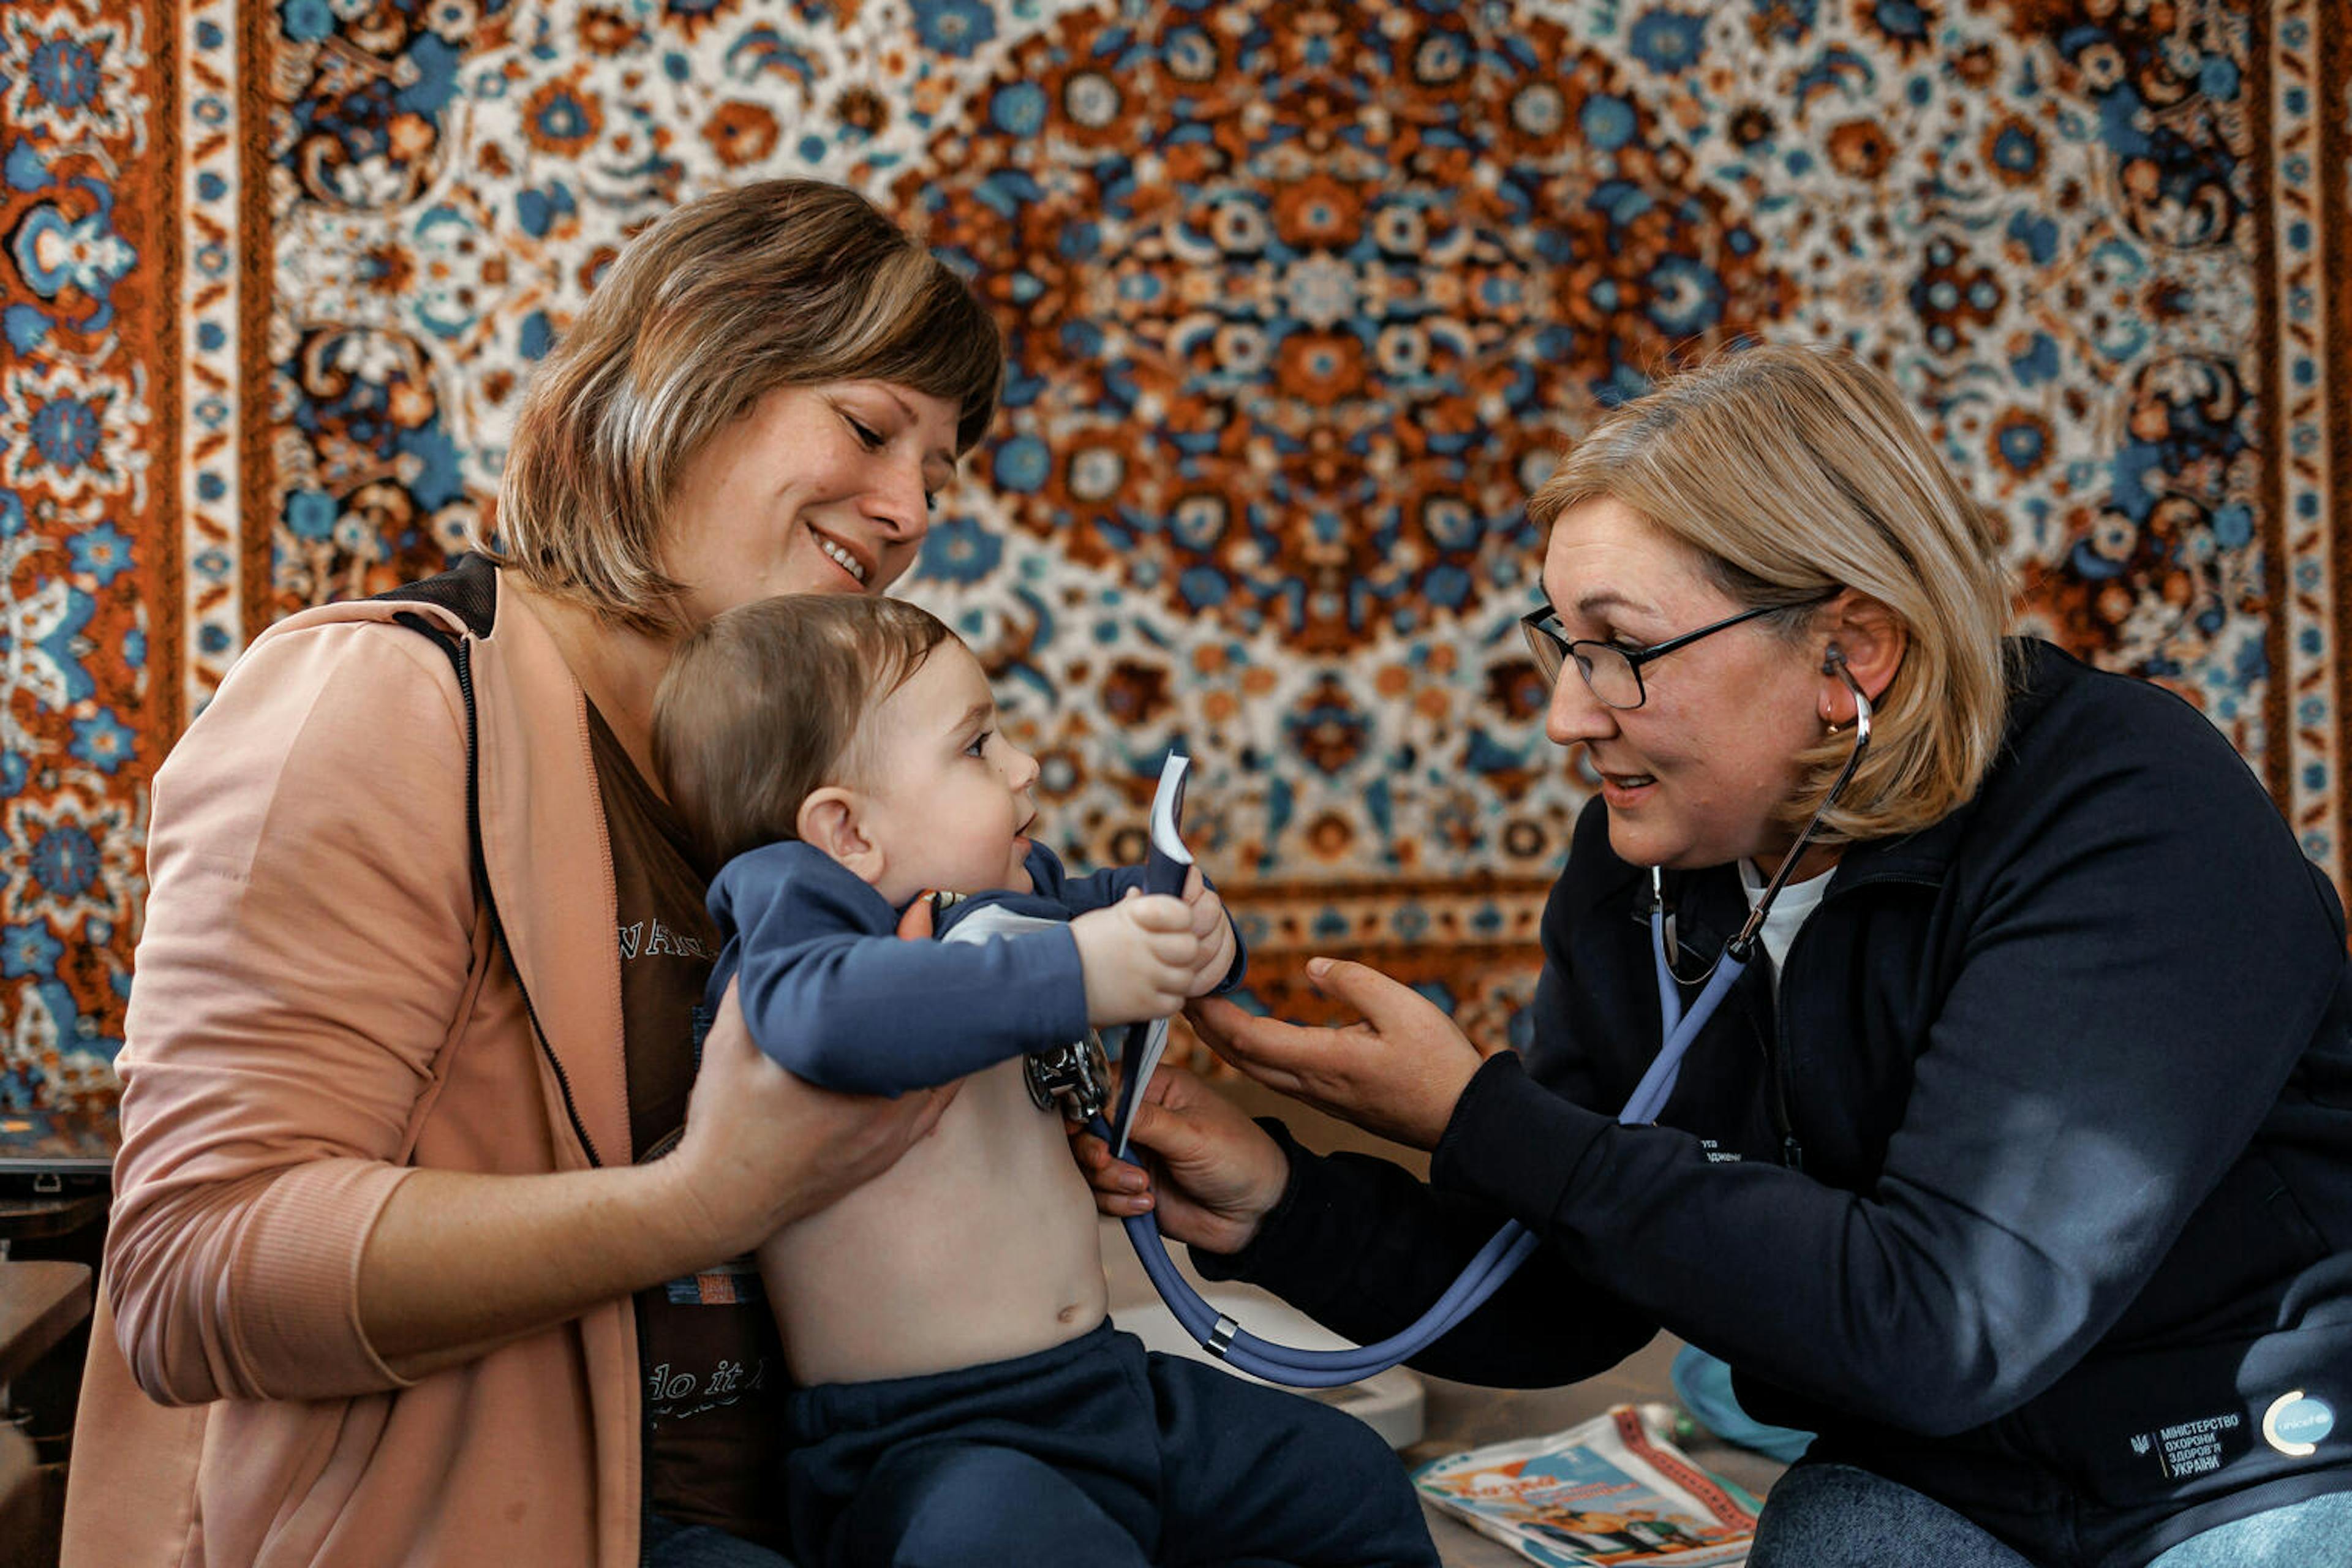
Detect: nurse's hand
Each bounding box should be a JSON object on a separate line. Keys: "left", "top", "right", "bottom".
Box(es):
{"left": 1186, "top": 957, "right": 1497, "bottom": 1151}
{"left": 1076, "top": 1065, "right": 1291, "bottom": 1256}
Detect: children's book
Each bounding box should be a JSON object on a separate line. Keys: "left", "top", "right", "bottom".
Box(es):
{"left": 1413, "top": 1402, "right": 1758, "bottom": 1568}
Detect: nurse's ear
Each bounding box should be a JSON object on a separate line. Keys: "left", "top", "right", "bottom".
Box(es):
{"left": 1815, "top": 592, "right": 1906, "bottom": 725}
{"left": 797, "top": 786, "right": 889, "bottom": 888}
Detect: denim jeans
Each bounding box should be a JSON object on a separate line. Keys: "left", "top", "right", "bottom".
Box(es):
{"left": 643, "top": 1511, "right": 796, "bottom": 1568}
{"left": 1752, "top": 1463, "right": 2352, "bottom": 1567}
{"left": 1746, "top": 1463, "right": 2035, "bottom": 1568}
{"left": 2144, "top": 1490, "right": 2352, "bottom": 1567}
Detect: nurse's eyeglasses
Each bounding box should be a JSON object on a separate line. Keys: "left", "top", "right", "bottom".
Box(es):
{"left": 1520, "top": 592, "right": 1840, "bottom": 711}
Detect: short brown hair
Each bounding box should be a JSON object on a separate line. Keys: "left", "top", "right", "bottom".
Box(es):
{"left": 1528, "top": 343, "right": 2018, "bottom": 843}
{"left": 481, "top": 179, "right": 1003, "bottom": 632}
{"left": 652, "top": 595, "right": 954, "bottom": 866}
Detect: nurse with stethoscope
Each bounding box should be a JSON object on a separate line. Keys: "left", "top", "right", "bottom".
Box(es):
{"left": 1081, "top": 345, "right": 2352, "bottom": 1568}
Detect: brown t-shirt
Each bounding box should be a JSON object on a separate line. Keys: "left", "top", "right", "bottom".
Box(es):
{"left": 586, "top": 706, "right": 786, "bottom": 1546}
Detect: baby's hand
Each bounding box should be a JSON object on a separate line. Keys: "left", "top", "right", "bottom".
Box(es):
{"left": 1180, "top": 864, "right": 1239, "bottom": 997}
{"left": 1072, "top": 892, "right": 1199, "bottom": 1026}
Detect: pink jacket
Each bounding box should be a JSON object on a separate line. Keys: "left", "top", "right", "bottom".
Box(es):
{"left": 66, "top": 570, "right": 648, "bottom": 1566}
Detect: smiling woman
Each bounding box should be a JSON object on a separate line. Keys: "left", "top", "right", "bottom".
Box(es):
{"left": 652, "top": 379, "right": 961, "bottom": 624}
{"left": 1087, "top": 343, "right": 2352, "bottom": 1568}
{"left": 1528, "top": 344, "right": 2013, "bottom": 851}
{"left": 69, "top": 180, "right": 1006, "bottom": 1568}
{"left": 484, "top": 179, "right": 1000, "bottom": 634}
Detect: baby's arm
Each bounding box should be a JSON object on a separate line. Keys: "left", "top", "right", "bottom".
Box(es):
{"left": 1033, "top": 843, "right": 1246, "bottom": 996}
{"left": 1175, "top": 863, "right": 1242, "bottom": 997}
{"left": 715, "top": 845, "right": 1090, "bottom": 1096}
{"left": 1069, "top": 897, "right": 1200, "bottom": 1025}
{"left": 1028, "top": 846, "right": 1148, "bottom": 914}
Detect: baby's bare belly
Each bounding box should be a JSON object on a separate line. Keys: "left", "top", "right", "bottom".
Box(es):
{"left": 757, "top": 1056, "right": 1107, "bottom": 1386}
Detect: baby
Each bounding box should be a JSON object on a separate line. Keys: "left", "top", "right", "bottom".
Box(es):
{"left": 651, "top": 594, "right": 1438, "bottom": 1568}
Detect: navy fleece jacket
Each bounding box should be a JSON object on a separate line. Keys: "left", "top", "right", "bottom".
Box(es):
{"left": 1197, "top": 640, "right": 2352, "bottom": 1566}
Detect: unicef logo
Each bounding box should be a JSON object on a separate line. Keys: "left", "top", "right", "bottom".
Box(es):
{"left": 2261, "top": 1392, "right": 2336, "bottom": 1457}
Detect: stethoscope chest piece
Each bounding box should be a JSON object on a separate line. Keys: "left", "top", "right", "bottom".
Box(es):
{"left": 1025, "top": 1032, "right": 1111, "bottom": 1121}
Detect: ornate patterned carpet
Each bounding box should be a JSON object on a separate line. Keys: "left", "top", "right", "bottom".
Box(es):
{"left": 2, "top": 1, "right": 2345, "bottom": 1109}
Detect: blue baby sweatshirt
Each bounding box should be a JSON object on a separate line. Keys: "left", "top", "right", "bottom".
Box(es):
{"left": 706, "top": 840, "right": 1224, "bottom": 1096}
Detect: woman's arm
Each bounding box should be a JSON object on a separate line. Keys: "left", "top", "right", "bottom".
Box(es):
{"left": 357, "top": 985, "right": 950, "bottom": 1379}
{"left": 1085, "top": 1062, "right": 1658, "bottom": 1387}
{"left": 1085, "top": 852, "right": 1664, "bottom": 1386}
{"left": 1406, "top": 685, "right": 2345, "bottom": 1434}
{"left": 1046, "top": 851, "right": 1245, "bottom": 994}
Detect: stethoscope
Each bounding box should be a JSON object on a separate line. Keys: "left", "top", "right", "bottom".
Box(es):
{"left": 1093, "top": 648, "right": 1875, "bottom": 1387}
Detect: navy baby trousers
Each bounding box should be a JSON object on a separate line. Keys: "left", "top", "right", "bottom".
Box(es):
{"left": 783, "top": 1320, "right": 1439, "bottom": 1568}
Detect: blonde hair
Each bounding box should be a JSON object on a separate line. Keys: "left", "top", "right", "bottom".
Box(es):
{"left": 480, "top": 179, "right": 1003, "bottom": 633}
{"left": 652, "top": 595, "right": 954, "bottom": 868}
{"left": 1528, "top": 343, "right": 2018, "bottom": 843}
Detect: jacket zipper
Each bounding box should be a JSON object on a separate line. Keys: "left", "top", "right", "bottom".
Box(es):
{"left": 1657, "top": 882, "right": 1799, "bottom": 1163}
{"left": 1768, "top": 913, "right": 1806, "bottom": 1173}
{"left": 1760, "top": 869, "right": 1942, "bottom": 1172}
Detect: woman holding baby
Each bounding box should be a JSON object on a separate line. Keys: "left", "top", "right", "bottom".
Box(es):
{"left": 77, "top": 175, "right": 1441, "bottom": 1568}
{"left": 78, "top": 172, "right": 1449, "bottom": 1568}
{"left": 68, "top": 181, "right": 1003, "bottom": 1567}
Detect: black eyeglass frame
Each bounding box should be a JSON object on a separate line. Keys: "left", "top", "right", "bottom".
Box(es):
{"left": 1519, "top": 595, "right": 1837, "bottom": 711}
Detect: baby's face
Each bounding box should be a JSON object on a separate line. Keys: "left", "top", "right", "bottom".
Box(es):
{"left": 859, "top": 639, "right": 1042, "bottom": 906}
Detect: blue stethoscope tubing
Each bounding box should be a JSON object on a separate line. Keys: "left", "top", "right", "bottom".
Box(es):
{"left": 1101, "top": 652, "right": 1872, "bottom": 1387}
{"left": 1087, "top": 913, "right": 1730, "bottom": 1387}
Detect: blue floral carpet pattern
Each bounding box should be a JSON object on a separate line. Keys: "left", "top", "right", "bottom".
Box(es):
{"left": 1, "top": 0, "right": 2344, "bottom": 1107}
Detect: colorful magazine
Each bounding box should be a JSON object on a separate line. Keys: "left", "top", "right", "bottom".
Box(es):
{"left": 1413, "top": 1403, "right": 1758, "bottom": 1568}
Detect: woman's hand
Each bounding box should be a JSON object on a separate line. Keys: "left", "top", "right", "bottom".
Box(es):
{"left": 666, "top": 982, "right": 958, "bottom": 1257}
{"left": 1074, "top": 1064, "right": 1290, "bottom": 1256}
{"left": 1186, "top": 957, "right": 1499, "bottom": 1150}
{"left": 362, "top": 980, "right": 954, "bottom": 1378}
